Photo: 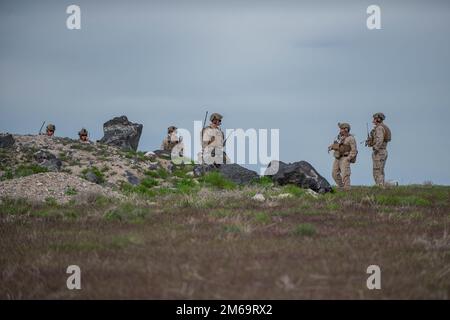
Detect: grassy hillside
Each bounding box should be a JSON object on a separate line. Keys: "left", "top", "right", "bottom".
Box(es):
{"left": 1, "top": 185, "right": 449, "bottom": 299}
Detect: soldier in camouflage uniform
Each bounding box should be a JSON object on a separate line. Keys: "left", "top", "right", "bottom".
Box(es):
{"left": 45, "top": 124, "right": 55, "bottom": 137}
{"left": 366, "top": 112, "right": 391, "bottom": 187}
{"left": 200, "top": 113, "right": 230, "bottom": 165}
{"left": 161, "top": 126, "right": 184, "bottom": 157}
{"left": 328, "top": 123, "right": 358, "bottom": 190}
{"left": 78, "top": 128, "right": 90, "bottom": 143}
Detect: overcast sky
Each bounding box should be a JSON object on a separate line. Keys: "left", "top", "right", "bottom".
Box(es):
{"left": 1, "top": 0, "right": 450, "bottom": 185}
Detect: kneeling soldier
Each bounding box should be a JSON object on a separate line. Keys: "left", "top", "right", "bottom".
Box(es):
{"left": 161, "top": 126, "right": 184, "bottom": 157}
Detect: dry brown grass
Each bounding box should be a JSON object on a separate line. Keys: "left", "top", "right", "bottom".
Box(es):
{"left": 0, "top": 186, "right": 449, "bottom": 299}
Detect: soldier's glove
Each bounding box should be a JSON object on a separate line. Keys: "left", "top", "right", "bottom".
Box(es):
{"left": 208, "top": 136, "right": 215, "bottom": 145}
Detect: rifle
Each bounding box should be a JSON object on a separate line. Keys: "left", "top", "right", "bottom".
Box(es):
{"left": 223, "top": 130, "right": 234, "bottom": 147}
{"left": 363, "top": 122, "right": 371, "bottom": 146}
{"left": 38, "top": 121, "right": 46, "bottom": 135}
{"left": 200, "top": 111, "right": 208, "bottom": 163}
{"left": 328, "top": 135, "right": 340, "bottom": 153}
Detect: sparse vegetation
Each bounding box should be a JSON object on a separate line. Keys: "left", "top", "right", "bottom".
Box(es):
{"left": 124, "top": 150, "right": 147, "bottom": 161}
{"left": 199, "top": 171, "right": 236, "bottom": 190}
{"left": 282, "top": 184, "right": 306, "bottom": 197}
{"left": 64, "top": 186, "right": 78, "bottom": 196}
{"left": 1, "top": 135, "right": 449, "bottom": 299}
{"left": 0, "top": 185, "right": 449, "bottom": 299}
{"left": 0, "top": 164, "right": 48, "bottom": 181}
{"left": 293, "top": 223, "right": 316, "bottom": 236}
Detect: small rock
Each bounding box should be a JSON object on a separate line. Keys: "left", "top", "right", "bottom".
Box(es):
{"left": 252, "top": 193, "right": 266, "bottom": 202}
{"left": 34, "top": 150, "right": 56, "bottom": 162}
{"left": 147, "top": 162, "right": 159, "bottom": 171}
{"left": 125, "top": 170, "right": 140, "bottom": 185}
{"left": 145, "top": 151, "right": 156, "bottom": 158}
{"left": 84, "top": 171, "right": 101, "bottom": 184}
{"left": 306, "top": 189, "right": 319, "bottom": 198}
{"left": 40, "top": 158, "right": 62, "bottom": 172}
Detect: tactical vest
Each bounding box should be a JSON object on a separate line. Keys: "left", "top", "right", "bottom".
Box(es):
{"left": 164, "top": 135, "right": 178, "bottom": 151}
{"left": 369, "top": 124, "right": 391, "bottom": 145}
{"left": 380, "top": 123, "right": 391, "bottom": 142}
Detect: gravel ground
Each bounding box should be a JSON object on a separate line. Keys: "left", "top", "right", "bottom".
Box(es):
{"left": 0, "top": 172, "right": 122, "bottom": 204}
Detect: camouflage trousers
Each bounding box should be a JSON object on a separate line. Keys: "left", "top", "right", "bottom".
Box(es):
{"left": 372, "top": 149, "right": 388, "bottom": 186}
{"left": 332, "top": 156, "right": 351, "bottom": 190}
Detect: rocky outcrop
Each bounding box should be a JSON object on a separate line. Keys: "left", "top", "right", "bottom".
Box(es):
{"left": 99, "top": 116, "right": 143, "bottom": 151}
{"left": 264, "top": 160, "right": 332, "bottom": 193}
{"left": 33, "top": 150, "right": 62, "bottom": 172}
{"left": 0, "top": 133, "right": 15, "bottom": 148}
{"left": 194, "top": 164, "right": 259, "bottom": 185}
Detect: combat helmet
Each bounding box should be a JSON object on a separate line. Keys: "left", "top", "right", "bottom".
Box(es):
{"left": 210, "top": 113, "right": 223, "bottom": 122}
{"left": 373, "top": 112, "right": 386, "bottom": 121}
{"left": 78, "top": 128, "right": 88, "bottom": 136}
{"left": 46, "top": 124, "right": 55, "bottom": 131}
{"left": 338, "top": 122, "right": 351, "bottom": 131}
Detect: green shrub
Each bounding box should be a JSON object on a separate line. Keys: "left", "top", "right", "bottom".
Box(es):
{"left": 326, "top": 203, "right": 340, "bottom": 211}
{"left": 144, "top": 170, "right": 160, "bottom": 178}
{"left": 223, "top": 225, "right": 242, "bottom": 233}
{"left": 156, "top": 168, "right": 169, "bottom": 179}
{"left": 44, "top": 197, "right": 58, "bottom": 207}
{"left": 200, "top": 172, "right": 236, "bottom": 190}
{"left": 124, "top": 150, "right": 147, "bottom": 161}
{"left": 254, "top": 212, "right": 271, "bottom": 224}
{"left": 174, "top": 178, "right": 198, "bottom": 194}
{"left": 282, "top": 185, "right": 305, "bottom": 197}
{"left": 0, "top": 198, "right": 33, "bottom": 215}
{"left": 12, "top": 164, "right": 48, "bottom": 179}
{"left": 64, "top": 187, "right": 78, "bottom": 196}
{"left": 376, "top": 195, "right": 432, "bottom": 207}
{"left": 254, "top": 176, "right": 273, "bottom": 187}
{"left": 293, "top": 223, "right": 316, "bottom": 237}
{"left": 140, "top": 177, "right": 159, "bottom": 188}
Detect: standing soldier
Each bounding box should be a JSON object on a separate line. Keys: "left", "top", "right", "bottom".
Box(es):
{"left": 328, "top": 122, "right": 358, "bottom": 190}
{"left": 45, "top": 124, "right": 55, "bottom": 137}
{"left": 366, "top": 112, "right": 391, "bottom": 187}
{"left": 200, "top": 113, "right": 230, "bottom": 165}
{"left": 161, "top": 126, "right": 184, "bottom": 157}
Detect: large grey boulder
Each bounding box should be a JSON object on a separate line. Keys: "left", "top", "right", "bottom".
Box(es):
{"left": 0, "top": 133, "right": 15, "bottom": 148}
{"left": 265, "top": 160, "right": 332, "bottom": 194}
{"left": 99, "top": 116, "right": 143, "bottom": 151}
{"left": 194, "top": 163, "right": 259, "bottom": 185}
